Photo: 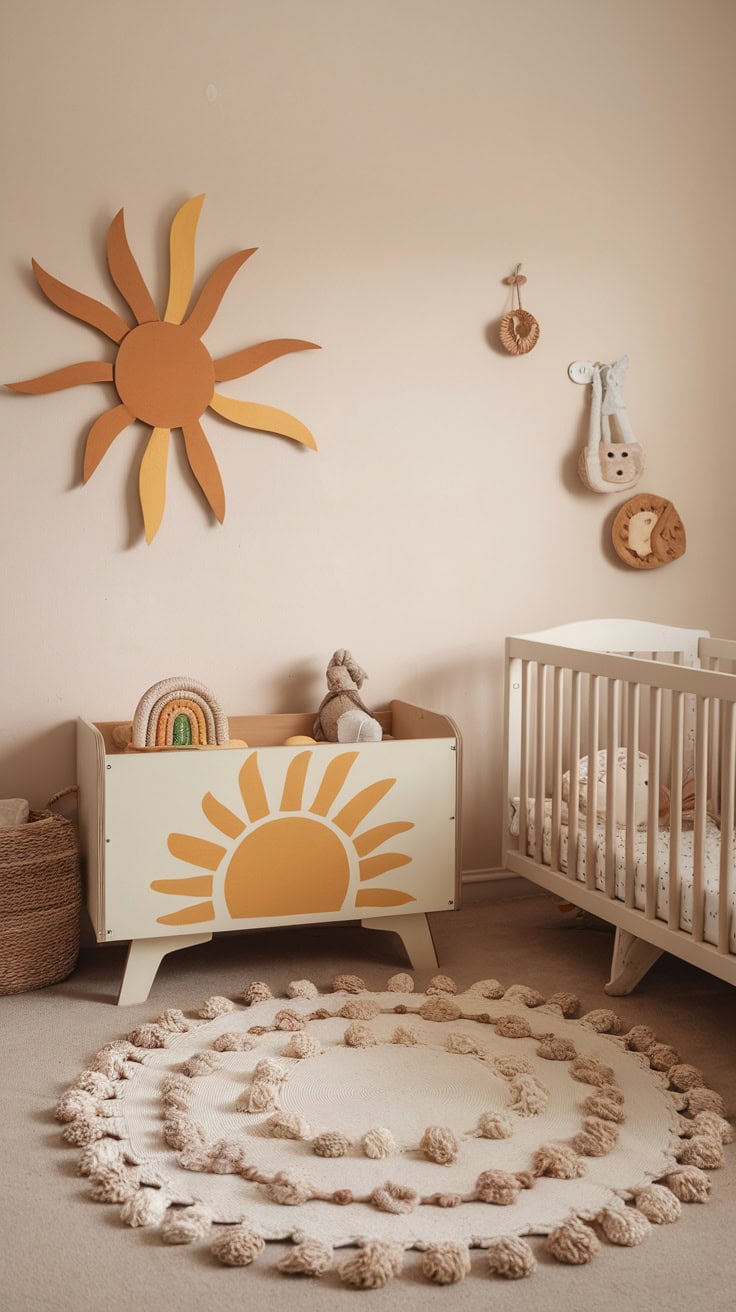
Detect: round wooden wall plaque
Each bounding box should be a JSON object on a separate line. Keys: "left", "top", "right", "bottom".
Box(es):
{"left": 612, "top": 493, "right": 686, "bottom": 569}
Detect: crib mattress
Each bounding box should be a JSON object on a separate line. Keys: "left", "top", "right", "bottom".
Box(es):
{"left": 509, "top": 799, "right": 736, "bottom": 952}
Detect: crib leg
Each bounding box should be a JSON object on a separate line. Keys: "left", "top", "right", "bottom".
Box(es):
{"left": 604, "top": 928, "right": 663, "bottom": 996}
{"left": 361, "top": 913, "right": 439, "bottom": 971}
{"left": 116, "top": 932, "right": 213, "bottom": 1005}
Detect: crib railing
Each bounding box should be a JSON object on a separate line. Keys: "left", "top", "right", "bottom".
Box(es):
{"left": 503, "top": 630, "right": 736, "bottom": 984}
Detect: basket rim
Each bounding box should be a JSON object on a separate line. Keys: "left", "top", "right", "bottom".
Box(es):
{"left": 0, "top": 808, "right": 69, "bottom": 834}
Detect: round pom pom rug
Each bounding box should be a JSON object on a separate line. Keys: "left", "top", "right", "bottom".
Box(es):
{"left": 55, "top": 973, "right": 732, "bottom": 1288}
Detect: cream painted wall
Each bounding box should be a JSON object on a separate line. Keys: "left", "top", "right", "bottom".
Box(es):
{"left": 1, "top": 0, "right": 735, "bottom": 873}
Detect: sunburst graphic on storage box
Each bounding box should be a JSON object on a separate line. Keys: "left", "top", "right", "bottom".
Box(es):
{"left": 151, "top": 750, "right": 416, "bottom": 925}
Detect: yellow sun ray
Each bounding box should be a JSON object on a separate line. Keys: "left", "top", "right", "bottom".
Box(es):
{"left": 358, "top": 853, "right": 413, "bottom": 881}
{"left": 309, "top": 753, "right": 359, "bottom": 817}
{"left": 333, "top": 779, "right": 396, "bottom": 837}
{"left": 167, "top": 833, "right": 226, "bottom": 870}
{"left": 185, "top": 249, "right": 257, "bottom": 339}
{"left": 182, "top": 420, "right": 225, "bottom": 522}
{"left": 209, "top": 393, "right": 317, "bottom": 449}
{"left": 139, "top": 427, "right": 171, "bottom": 544}
{"left": 31, "top": 258, "right": 130, "bottom": 343}
{"left": 355, "top": 889, "right": 415, "bottom": 908}
{"left": 201, "top": 791, "right": 246, "bottom": 839}
{"left": 353, "top": 821, "right": 415, "bottom": 857}
{"left": 107, "top": 209, "right": 159, "bottom": 326}
{"left": 164, "top": 195, "right": 205, "bottom": 325}
{"left": 213, "top": 339, "right": 320, "bottom": 384}
{"left": 151, "top": 875, "right": 214, "bottom": 897}
{"left": 280, "top": 751, "right": 312, "bottom": 812}
{"left": 7, "top": 362, "right": 114, "bottom": 394}
{"left": 157, "top": 900, "right": 216, "bottom": 926}
{"left": 239, "top": 754, "right": 270, "bottom": 822}
{"left": 83, "top": 404, "right": 134, "bottom": 481}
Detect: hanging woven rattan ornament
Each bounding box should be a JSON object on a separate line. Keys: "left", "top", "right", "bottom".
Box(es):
{"left": 499, "top": 265, "right": 540, "bottom": 355}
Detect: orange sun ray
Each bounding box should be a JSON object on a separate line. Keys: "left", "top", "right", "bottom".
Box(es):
{"left": 213, "top": 339, "right": 321, "bottom": 384}
{"left": 355, "top": 889, "right": 415, "bottom": 908}
{"left": 185, "top": 249, "right": 257, "bottom": 339}
{"left": 358, "top": 853, "right": 413, "bottom": 881}
{"left": 167, "top": 833, "right": 227, "bottom": 870}
{"left": 83, "top": 404, "right": 135, "bottom": 481}
{"left": 138, "top": 427, "right": 170, "bottom": 543}
{"left": 238, "top": 755, "right": 270, "bottom": 823}
{"left": 106, "top": 209, "right": 159, "bottom": 326}
{"left": 164, "top": 195, "right": 205, "bottom": 325}
{"left": 309, "top": 753, "right": 359, "bottom": 816}
{"left": 201, "top": 791, "right": 246, "bottom": 839}
{"left": 157, "top": 900, "right": 216, "bottom": 926}
{"left": 151, "top": 875, "right": 214, "bottom": 897}
{"left": 353, "top": 821, "right": 415, "bottom": 857}
{"left": 181, "top": 420, "right": 225, "bottom": 522}
{"left": 30, "top": 258, "right": 130, "bottom": 343}
{"left": 6, "top": 362, "right": 114, "bottom": 394}
{"left": 209, "top": 393, "right": 317, "bottom": 449}
{"left": 333, "top": 779, "right": 396, "bottom": 837}
{"left": 280, "top": 751, "right": 312, "bottom": 812}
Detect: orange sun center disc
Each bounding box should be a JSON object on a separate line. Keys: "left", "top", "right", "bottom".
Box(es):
{"left": 114, "top": 321, "right": 216, "bottom": 428}
{"left": 224, "top": 816, "right": 351, "bottom": 919}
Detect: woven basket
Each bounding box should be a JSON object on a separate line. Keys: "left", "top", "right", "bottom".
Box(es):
{"left": 0, "top": 807, "right": 81, "bottom": 995}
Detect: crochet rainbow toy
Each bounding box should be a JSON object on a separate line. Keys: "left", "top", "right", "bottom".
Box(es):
{"left": 131, "top": 677, "right": 230, "bottom": 750}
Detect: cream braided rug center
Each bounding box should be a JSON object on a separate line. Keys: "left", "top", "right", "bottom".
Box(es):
{"left": 55, "top": 972, "right": 732, "bottom": 1288}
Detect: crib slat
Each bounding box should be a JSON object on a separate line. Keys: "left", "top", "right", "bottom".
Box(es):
{"left": 718, "top": 699, "right": 736, "bottom": 955}
{"left": 534, "top": 664, "right": 547, "bottom": 864}
{"left": 692, "top": 697, "right": 709, "bottom": 943}
{"left": 586, "top": 675, "right": 599, "bottom": 890}
{"left": 625, "top": 682, "right": 640, "bottom": 909}
{"left": 519, "top": 661, "right": 530, "bottom": 858}
{"left": 604, "top": 680, "right": 620, "bottom": 898}
{"left": 646, "top": 687, "right": 662, "bottom": 919}
{"left": 567, "top": 671, "right": 581, "bottom": 882}
{"left": 550, "top": 667, "right": 564, "bottom": 873}
{"left": 668, "top": 691, "right": 684, "bottom": 932}
{"left": 710, "top": 658, "right": 722, "bottom": 824}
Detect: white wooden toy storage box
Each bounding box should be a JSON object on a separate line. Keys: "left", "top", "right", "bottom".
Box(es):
{"left": 77, "top": 702, "right": 461, "bottom": 1004}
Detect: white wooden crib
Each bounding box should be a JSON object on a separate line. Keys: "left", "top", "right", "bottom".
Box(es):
{"left": 503, "top": 619, "right": 736, "bottom": 994}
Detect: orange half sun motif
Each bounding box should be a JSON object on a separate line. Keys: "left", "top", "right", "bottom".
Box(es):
{"left": 7, "top": 195, "right": 320, "bottom": 541}
{"left": 151, "top": 750, "right": 416, "bottom": 925}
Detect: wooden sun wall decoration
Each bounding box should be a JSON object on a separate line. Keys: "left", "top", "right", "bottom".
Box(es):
{"left": 7, "top": 196, "right": 320, "bottom": 542}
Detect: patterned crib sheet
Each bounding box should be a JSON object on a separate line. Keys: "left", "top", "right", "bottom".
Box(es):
{"left": 509, "top": 798, "right": 735, "bottom": 953}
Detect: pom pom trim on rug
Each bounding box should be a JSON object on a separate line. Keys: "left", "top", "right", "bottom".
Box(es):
{"left": 52, "top": 973, "right": 731, "bottom": 1287}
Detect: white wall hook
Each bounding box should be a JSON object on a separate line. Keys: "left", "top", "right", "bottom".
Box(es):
{"left": 568, "top": 361, "right": 595, "bottom": 384}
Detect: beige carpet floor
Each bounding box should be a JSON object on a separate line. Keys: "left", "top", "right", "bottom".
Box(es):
{"left": 2, "top": 877, "right": 734, "bottom": 1312}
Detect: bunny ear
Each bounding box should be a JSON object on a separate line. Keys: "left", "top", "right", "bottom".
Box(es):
{"left": 612, "top": 355, "right": 629, "bottom": 379}
{"left": 326, "top": 649, "right": 368, "bottom": 689}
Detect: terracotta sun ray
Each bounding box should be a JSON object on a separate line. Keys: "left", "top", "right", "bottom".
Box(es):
{"left": 6, "top": 195, "right": 320, "bottom": 541}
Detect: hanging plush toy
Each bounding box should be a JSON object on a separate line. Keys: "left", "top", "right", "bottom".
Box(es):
{"left": 569, "top": 355, "right": 645, "bottom": 493}
{"left": 313, "top": 650, "right": 383, "bottom": 743}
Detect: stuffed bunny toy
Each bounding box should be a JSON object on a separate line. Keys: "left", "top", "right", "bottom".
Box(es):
{"left": 313, "top": 650, "right": 383, "bottom": 743}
